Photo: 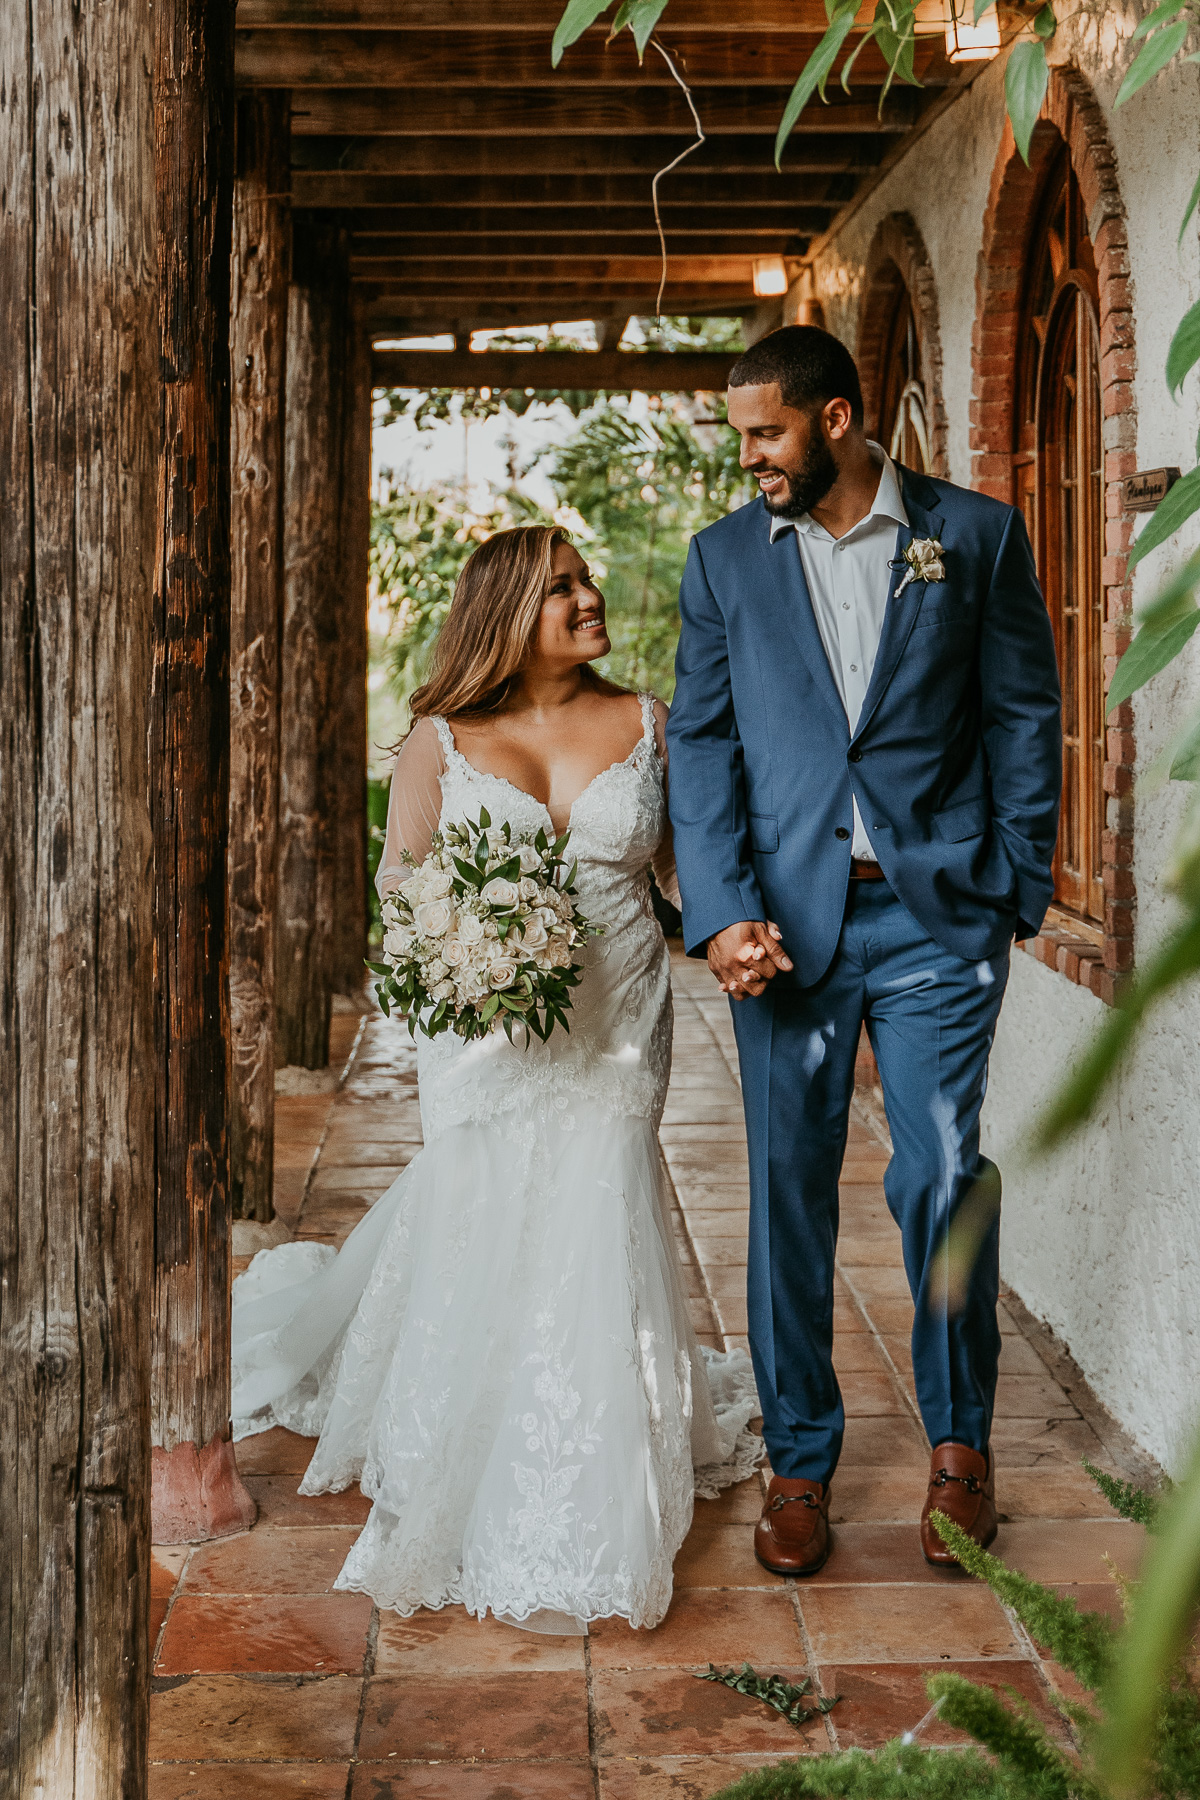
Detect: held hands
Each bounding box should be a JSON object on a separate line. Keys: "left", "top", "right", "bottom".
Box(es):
{"left": 707, "top": 920, "right": 793, "bottom": 999}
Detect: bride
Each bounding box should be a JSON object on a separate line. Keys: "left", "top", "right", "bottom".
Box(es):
{"left": 231, "top": 523, "right": 762, "bottom": 1634}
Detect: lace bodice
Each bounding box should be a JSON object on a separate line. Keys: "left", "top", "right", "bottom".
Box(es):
{"left": 403, "top": 694, "right": 678, "bottom": 1144}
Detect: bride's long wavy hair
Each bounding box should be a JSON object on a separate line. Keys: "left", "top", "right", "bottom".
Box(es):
{"left": 408, "top": 523, "right": 576, "bottom": 722}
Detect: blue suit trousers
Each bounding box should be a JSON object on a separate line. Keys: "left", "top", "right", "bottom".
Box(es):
{"left": 731, "top": 878, "right": 1009, "bottom": 1485}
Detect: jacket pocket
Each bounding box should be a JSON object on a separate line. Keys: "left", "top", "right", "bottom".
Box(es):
{"left": 932, "top": 799, "right": 988, "bottom": 843}
{"left": 749, "top": 812, "right": 779, "bottom": 853}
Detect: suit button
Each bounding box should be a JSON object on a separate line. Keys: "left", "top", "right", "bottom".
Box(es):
{"left": 835, "top": 827, "right": 850, "bottom": 841}
{"left": 848, "top": 748, "right": 862, "bottom": 763}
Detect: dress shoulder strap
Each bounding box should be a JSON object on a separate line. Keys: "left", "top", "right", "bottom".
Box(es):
{"left": 637, "top": 691, "right": 656, "bottom": 743}
{"left": 430, "top": 715, "right": 457, "bottom": 760}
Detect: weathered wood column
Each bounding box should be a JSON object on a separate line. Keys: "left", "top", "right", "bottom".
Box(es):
{"left": 230, "top": 92, "right": 292, "bottom": 1223}
{"left": 332, "top": 308, "right": 373, "bottom": 997}
{"left": 150, "top": 0, "right": 256, "bottom": 1543}
{"left": 277, "top": 216, "right": 351, "bottom": 1067}
{"left": 1, "top": 0, "right": 157, "bottom": 1789}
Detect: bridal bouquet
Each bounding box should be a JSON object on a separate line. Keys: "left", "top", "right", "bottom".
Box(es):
{"left": 370, "top": 809, "right": 602, "bottom": 1043}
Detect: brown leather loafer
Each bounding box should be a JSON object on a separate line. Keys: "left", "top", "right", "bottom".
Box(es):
{"left": 920, "top": 1442, "right": 997, "bottom": 1568}
{"left": 754, "top": 1475, "right": 831, "bottom": 1576}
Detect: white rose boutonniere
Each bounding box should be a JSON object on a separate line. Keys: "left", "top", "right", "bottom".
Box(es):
{"left": 894, "top": 536, "right": 945, "bottom": 595}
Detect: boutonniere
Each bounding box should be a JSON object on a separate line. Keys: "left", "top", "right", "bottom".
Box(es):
{"left": 890, "top": 537, "right": 945, "bottom": 595}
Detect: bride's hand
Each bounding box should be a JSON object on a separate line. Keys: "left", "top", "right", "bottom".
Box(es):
{"left": 707, "top": 921, "right": 792, "bottom": 999}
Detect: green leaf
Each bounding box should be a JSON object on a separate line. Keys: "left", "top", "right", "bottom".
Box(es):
{"left": 874, "top": 0, "right": 918, "bottom": 97}
{"left": 1032, "top": 2, "right": 1056, "bottom": 38}
{"left": 1115, "top": 17, "right": 1189, "bottom": 106}
{"left": 365, "top": 960, "right": 391, "bottom": 976}
{"left": 774, "top": 1, "right": 859, "bottom": 168}
{"left": 453, "top": 856, "right": 484, "bottom": 889}
{"left": 973, "top": 0, "right": 994, "bottom": 22}
{"left": 1005, "top": 40, "right": 1049, "bottom": 165}
{"left": 1180, "top": 166, "right": 1200, "bottom": 245}
{"left": 610, "top": 0, "right": 670, "bottom": 56}
{"left": 551, "top": 0, "right": 614, "bottom": 67}
{"left": 1035, "top": 909, "right": 1200, "bottom": 1150}
{"left": 1166, "top": 297, "right": 1200, "bottom": 396}
{"left": 477, "top": 806, "right": 491, "bottom": 829}
{"left": 1127, "top": 465, "right": 1200, "bottom": 570}
{"left": 1133, "top": 0, "right": 1184, "bottom": 39}
{"left": 1169, "top": 710, "right": 1200, "bottom": 780}
{"left": 1106, "top": 611, "right": 1200, "bottom": 714}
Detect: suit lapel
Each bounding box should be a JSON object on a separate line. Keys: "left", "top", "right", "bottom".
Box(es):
{"left": 753, "top": 508, "right": 848, "bottom": 734}
{"left": 852, "top": 471, "right": 945, "bottom": 741}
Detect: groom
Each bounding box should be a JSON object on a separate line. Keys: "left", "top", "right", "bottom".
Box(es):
{"left": 666, "top": 326, "right": 1061, "bottom": 1573}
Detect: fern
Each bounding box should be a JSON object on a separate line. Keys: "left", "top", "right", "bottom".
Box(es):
{"left": 928, "top": 1511, "right": 1116, "bottom": 1692}
{"left": 709, "top": 1742, "right": 1009, "bottom": 1798}
{"left": 1082, "top": 1456, "right": 1170, "bottom": 1531}
{"left": 696, "top": 1663, "right": 838, "bottom": 1730}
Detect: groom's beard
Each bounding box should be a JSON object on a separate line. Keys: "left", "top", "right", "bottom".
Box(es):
{"left": 758, "top": 434, "right": 839, "bottom": 520}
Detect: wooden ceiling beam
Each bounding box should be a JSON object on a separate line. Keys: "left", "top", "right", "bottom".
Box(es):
{"left": 352, "top": 255, "right": 770, "bottom": 281}
{"left": 345, "top": 208, "right": 815, "bottom": 237}
{"left": 292, "top": 171, "right": 857, "bottom": 210}
{"left": 289, "top": 134, "right": 872, "bottom": 178}
{"left": 289, "top": 87, "right": 920, "bottom": 138}
{"left": 371, "top": 349, "right": 741, "bottom": 389}
{"left": 239, "top": 2, "right": 869, "bottom": 32}
{"left": 237, "top": 28, "right": 949, "bottom": 88}
{"left": 350, "top": 236, "right": 808, "bottom": 262}
{"left": 359, "top": 287, "right": 755, "bottom": 308}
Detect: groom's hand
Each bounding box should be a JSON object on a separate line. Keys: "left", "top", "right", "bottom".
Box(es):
{"left": 707, "top": 921, "right": 792, "bottom": 999}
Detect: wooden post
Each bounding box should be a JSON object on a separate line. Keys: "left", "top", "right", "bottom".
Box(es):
{"left": 332, "top": 308, "right": 373, "bottom": 997}
{"left": 1, "top": 0, "right": 157, "bottom": 1788}
{"left": 150, "top": 0, "right": 256, "bottom": 1543}
{"left": 230, "top": 92, "right": 292, "bottom": 1223}
{"left": 277, "top": 216, "right": 350, "bottom": 1067}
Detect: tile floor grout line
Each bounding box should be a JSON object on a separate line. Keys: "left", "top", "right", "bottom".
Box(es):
{"left": 583, "top": 1625, "right": 603, "bottom": 1800}
{"left": 343, "top": 1601, "right": 380, "bottom": 1799}
{"left": 787, "top": 1580, "right": 842, "bottom": 1755}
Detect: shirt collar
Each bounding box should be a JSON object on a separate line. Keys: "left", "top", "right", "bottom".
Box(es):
{"left": 767, "top": 442, "right": 909, "bottom": 542}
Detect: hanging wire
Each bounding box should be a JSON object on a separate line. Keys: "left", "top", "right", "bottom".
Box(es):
{"left": 648, "top": 39, "right": 706, "bottom": 319}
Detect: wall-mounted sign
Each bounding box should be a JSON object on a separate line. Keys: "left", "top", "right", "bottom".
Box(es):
{"left": 1124, "top": 467, "right": 1181, "bottom": 512}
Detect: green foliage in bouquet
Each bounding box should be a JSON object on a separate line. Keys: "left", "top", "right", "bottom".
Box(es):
{"left": 369, "top": 808, "right": 601, "bottom": 1045}
{"left": 706, "top": 1460, "right": 1200, "bottom": 1800}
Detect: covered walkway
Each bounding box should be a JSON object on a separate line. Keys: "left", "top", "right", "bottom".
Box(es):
{"left": 148, "top": 954, "right": 1147, "bottom": 1798}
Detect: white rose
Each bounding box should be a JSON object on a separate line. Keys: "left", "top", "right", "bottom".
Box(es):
{"left": 548, "top": 935, "right": 572, "bottom": 966}
{"left": 430, "top": 979, "right": 456, "bottom": 1002}
{"left": 415, "top": 898, "right": 453, "bottom": 938}
{"left": 481, "top": 876, "right": 519, "bottom": 908}
{"left": 422, "top": 869, "right": 452, "bottom": 900}
{"left": 521, "top": 917, "right": 548, "bottom": 950}
{"left": 383, "top": 926, "right": 416, "bottom": 958}
{"left": 517, "top": 844, "right": 542, "bottom": 874}
{"left": 381, "top": 898, "right": 401, "bottom": 927}
{"left": 483, "top": 918, "right": 499, "bottom": 939}
{"left": 518, "top": 876, "right": 539, "bottom": 900}
{"left": 554, "top": 892, "right": 573, "bottom": 920}
{"left": 534, "top": 905, "right": 558, "bottom": 929}
{"left": 457, "top": 912, "right": 484, "bottom": 945}
{"left": 488, "top": 960, "right": 517, "bottom": 989}
{"left": 426, "top": 958, "right": 448, "bottom": 981}
{"left": 440, "top": 937, "right": 467, "bottom": 969}
{"left": 400, "top": 873, "right": 423, "bottom": 903}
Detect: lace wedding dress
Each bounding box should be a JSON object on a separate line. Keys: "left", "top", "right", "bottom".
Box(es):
{"left": 231, "top": 693, "right": 762, "bottom": 1632}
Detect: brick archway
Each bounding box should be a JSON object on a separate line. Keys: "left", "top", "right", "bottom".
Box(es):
{"left": 857, "top": 211, "right": 949, "bottom": 477}
{"left": 971, "top": 65, "right": 1136, "bottom": 1002}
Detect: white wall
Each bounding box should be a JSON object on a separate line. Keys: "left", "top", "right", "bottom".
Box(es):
{"left": 812, "top": 4, "right": 1200, "bottom": 1471}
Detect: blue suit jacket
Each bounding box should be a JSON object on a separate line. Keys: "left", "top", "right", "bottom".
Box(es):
{"left": 665, "top": 468, "right": 1063, "bottom": 985}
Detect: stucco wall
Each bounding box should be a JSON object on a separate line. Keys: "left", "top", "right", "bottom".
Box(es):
{"left": 812, "top": 4, "right": 1200, "bottom": 1471}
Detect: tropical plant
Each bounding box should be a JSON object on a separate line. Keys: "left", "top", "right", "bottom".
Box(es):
{"left": 546, "top": 398, "right": 746, "bottom": 696}
{"left": 703, "top": 1458, "right": 1199, "bottom": 1800}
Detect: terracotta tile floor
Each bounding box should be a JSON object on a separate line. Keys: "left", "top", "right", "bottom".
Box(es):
{"left": 151, "top": 951, "right": 1153, "bottom": 1798}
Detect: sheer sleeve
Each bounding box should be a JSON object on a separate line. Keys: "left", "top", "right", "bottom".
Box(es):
{"left": 376, "top": 716, "right": 447, "bottom": 897}
{"left": 649, "top": 697, "right": 683, "bottom": 911}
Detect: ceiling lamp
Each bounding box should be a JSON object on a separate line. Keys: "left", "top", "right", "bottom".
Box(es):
{"left": 752, "top": 256, "right": 788, "bottom": 298}
{"left": 945, "top": 3, "right": 1001, "bottom": 60}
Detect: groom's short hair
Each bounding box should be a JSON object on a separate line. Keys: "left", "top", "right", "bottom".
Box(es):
{"left": 728, "top": 325, "right": 864, "bottom": 427}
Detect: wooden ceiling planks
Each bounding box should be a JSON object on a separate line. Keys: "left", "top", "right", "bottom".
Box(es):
{"left": 234, "top": 1, "right": 957, "bottom": 337}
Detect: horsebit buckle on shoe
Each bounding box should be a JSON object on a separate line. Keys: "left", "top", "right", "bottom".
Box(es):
{"left": 932, "top": 1468, "right": 981, "bottom": 1494}
{"left": 768, "top": 1492, "right": 821, "bottom": 1511}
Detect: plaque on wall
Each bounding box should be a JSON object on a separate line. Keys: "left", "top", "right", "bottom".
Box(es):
{"left": 1123, "top": 467, "right": 1181, "bottom": 512}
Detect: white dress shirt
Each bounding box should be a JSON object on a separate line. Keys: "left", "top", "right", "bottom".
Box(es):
{"left": 768, "top": 444, "right": 908, "bottom": 860}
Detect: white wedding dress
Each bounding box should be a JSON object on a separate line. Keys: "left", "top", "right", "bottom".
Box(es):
{"left": 231, "top": 693, "right": 762, "bottom": 1632}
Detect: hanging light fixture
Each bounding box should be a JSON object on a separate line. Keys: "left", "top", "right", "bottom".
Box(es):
{"left": 752, "top": 255, "right": 788, "bottom": 298}
{"left": 945, "top": 2, "right": 1001, "bottom": 60}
